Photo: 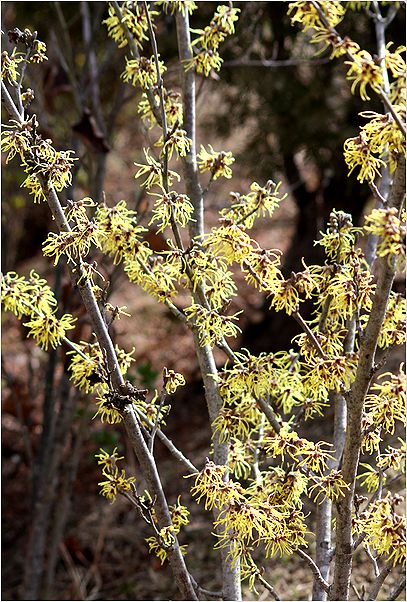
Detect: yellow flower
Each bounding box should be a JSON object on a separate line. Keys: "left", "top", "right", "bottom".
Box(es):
{"left": 358, "top": 464, "right": 383, "bottom": 493}
{"left": 96, "top": 200, "right": 149, "bottom": 264}
{"left": 184, "top": 303, "right": 242, "bottom": 347}
{"left": 197, "top": 144, "right": 235, "bottom": 179}
{"left": 163, "top": 367, "right": 185, "bottom": 394}
{"left": 1, "top": 49, "right": 22, "bottom": 84}
{"left": 149, "top": 191, "right": 194, "bottom": 232}
{"left": 344, "top": 132, "right": 385, "bottom": 183}
{"left": 1, "top": 121, "right": 32, "bottom": 163}
{"left": 375, "top": 292, "right": 406, "bottom": 349}
{"left": 1, "top": 270, "right": 57, "bottom": 319}
{"left": 155, "top": 0, "right": 197, "bottom": 15}
{"left": 98, "top": 466, "right": 136, "bottom": 502}
{"left": 204, "top": 219, "right": 254, "bottom": 265}
{"left": 185, "top": 49, "right": 223, "bottom": 77}
{"left": 42, "top": 221, "right": 102, "bottom": 265}
{"left": 23, "top": 312, "right": 76, "bottom": 350}
{"left": 357, "top": 494, "right": 406, "bottom": 566}
{"left": 104, "top": 2, "right": 157, "bottom": 49}
{"left": 223, "top": 180, "right": 287, "bottom": 228}
{"left": 134, "top": 148, "right": 180, "bottom": 189}
{"left": 191, "top": 5, "right": 240, "bottom": 51}
{"left": 364, "top": 367, "right": 405, "bottom": 434}
{"left": 345, "top": 50, "right": 384, "bottom": 101}
{"left": 385, "top": 43, "right": 406, "bottom": 79}
{"left": 309, "top": 470, "right": 349, "bottom": 503}
{"left": 360, "top": 109, "right": 406, "bottom": 157}
{"left": 364, "top": 208, "right": 406, "bottom": 262}
{"left": 122, "top": 55, "right": 166, "bottom": 89}
{"left": 94, "top": 392, "right": 124, "bottom": 424}
{"left": 95, "top": 447, "right": 124, "bottom": 471}
{"left": 155, "top": 128, "right": 191, "bottom": 159}
{"left": 287, "top": 1, "right": 345, "bottom": 31}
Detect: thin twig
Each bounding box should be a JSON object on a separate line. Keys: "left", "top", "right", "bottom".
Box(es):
{"left": 350, "top": 581, "right": 363, "bottom": 601}
{"left": 366, "top": 562, "right": 392, "bottom": 600}
{"left": 223, "top": 57, "right": 331, "bottom": 68}
{"left": 365, "top": 544, "right": 380, "bottom": 577}
{"left": 148, "top": 388, "right": 168, "bottom": 453}
{"left": 258, "top": 573, "right": 281, "bottom": 601}
{"left": 132, "top": 405, "right": 198, "bottom": 474}
{"left": 296, "top": 549, "right": 330, "bottom": 593}
{"left": 189, "top": 574, "right": 223, "bottom": 599}
{"left": 389, "top": 575, "right": 406, "bottom": 600}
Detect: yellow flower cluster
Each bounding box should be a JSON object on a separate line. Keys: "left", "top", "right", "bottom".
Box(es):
{"left": 1, "top": 117, "right": 75, "bottom": 203}
{"left": 187, "top": 249, "right": 237, "bottom": 310}
{"left": 1, "top": 270, "right": 56, "bottom": 319}
{"left": 1, "top": 270, "right": 75, "bottom": 351}
{"left": 364, "top": 367, "right": 406, "bottom": 435}
{"left": 355, "top": 494, "right": 406, "bottom": 566}
{"left": 134, "top": 148, "right": 180, "bottom": 190}
{"left": 302, "top": 353, "right": 358, "bottom": 395}
{"left": 288, "top": 1, "right": 345, "bottom": 31}
{"left": 145, "top": 496, "right": 190, "bottom": 564}
{"left": 156, "top": 0, "right": 197, "bottom": 15}
{"left": 345, "top": 49, "right": 384, "bottom": 101}
{"left": 376, "top": 292, "right": 406, "bottom": 348}
{"left": 316, "top": 210, "right": 360, "bottom": 262}
{"left": 122, "top": 55, "right": 166, "bottom": 90}
{"left": 104, "top": 2, "right": 156, "bottom": 49}
{"left": 187, "top": 5, "right": 240, "bottom": 76}
{"left": 1, "top": 118, "right": 33, "bottom": 163}
{"left": 97, "top": 447, "right": 136, "bottom": 502}
{"left": 125, "top": 254, "right": 178, "bottom": 301}
{"left": 95, "top": 200, "right": 148, "bottom": 265}
{"left": 204, "top": 219, "right": 254, "bottom": 265}
{"left": 138, "top": 89, "right": 183, "bottom": 130}
{"left": 344, "top": 132, "right": 386, "bottom": 183}
{"left": 364, "top": 208, "right": 406, "bottom": 263}
{"left": 197, "top": 144, "right": 235, "bottom": 180}
{"left": 1, "top": 49, "right": 23, "bottom": 84}
{"left": 222, "top": 181, "right": 287, "bottom": 228}
{"left": 23, "top": 313, "right": 76, "bottom": 351}
{"left": 43, "top": 222, "right": 102, "bottom": 266}
{"left": 185, "top": 303, "right": 241, "bottom": 347}
{"left": 189, "top": 460, "right": 310, "bottom": 564}
{"left": 155, "top": 128, "right": 191, "bottom": 160}
{"left": 149, "top": 191, "right": 194, "bottom": 233}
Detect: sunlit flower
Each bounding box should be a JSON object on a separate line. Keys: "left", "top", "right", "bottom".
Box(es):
{"left": 23, "top": 312, "right": 76, "bottom": 350}
{"left": 197, "top": 144, "right": 235, "bottom": 179}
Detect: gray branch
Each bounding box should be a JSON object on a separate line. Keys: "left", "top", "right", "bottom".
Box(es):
{"left": 329, "top": 156, "right": 406, "bottom": 601}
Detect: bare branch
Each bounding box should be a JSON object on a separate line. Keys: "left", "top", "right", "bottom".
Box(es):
{"left": 296, "top": 548, "right": 330, "bottom": 593}
{"left": 366, "top": 562, "right": 392, "bottom": 600}
{"left": 389, "top": 575, "right": 406, "bottom": 600}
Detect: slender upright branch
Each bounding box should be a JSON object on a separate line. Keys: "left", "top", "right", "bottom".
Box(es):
{"left": 329, "top": 156, "right": 406, "bottom": 601}
{"left": 312, "top": 318, "right": 355, "bottom": 600}
{"left": 111, "top": 0, "right": 161, "bottom": 123}
{"left": 175, "top": 10, "right": 204, "bottom": 240}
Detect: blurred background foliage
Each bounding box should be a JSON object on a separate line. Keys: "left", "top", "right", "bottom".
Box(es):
{"left": 1, "top": 2, "right": 405, "bottom": 600}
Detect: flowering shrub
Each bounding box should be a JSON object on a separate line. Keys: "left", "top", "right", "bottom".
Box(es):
{"left": 1, "top": 3, "right": 405, "bottom": 601}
